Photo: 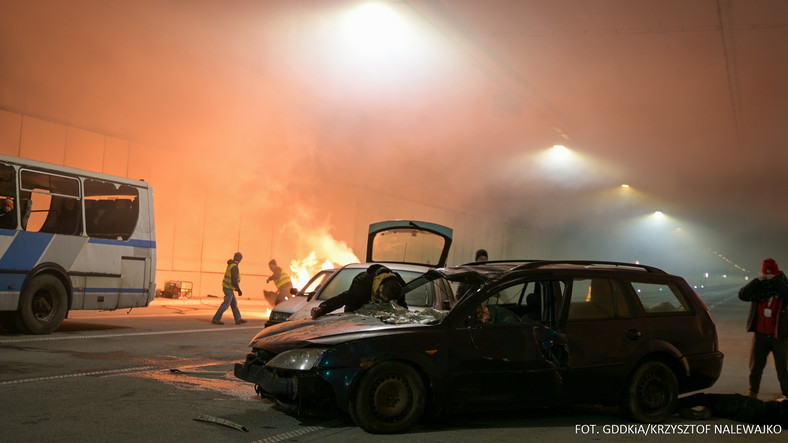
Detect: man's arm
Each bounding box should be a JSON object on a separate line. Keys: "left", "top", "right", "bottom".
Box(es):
{"left": 312, "top": 289, "right": 352, "bottom": 318}
{"left": 771, "top": 275, "right": 788, "bottom": 297}
{"left": 231, "top": 266, "right": 242, "bottom": 295}
{"left": 313, "top": 273, "right": 372, "bottom": 318}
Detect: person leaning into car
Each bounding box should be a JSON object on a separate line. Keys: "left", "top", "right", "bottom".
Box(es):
{"left": 311, "top": 264, "right": 408, "bottom": 319}
{"left": 738, "top": 258, "right": 788, "bottom": 401}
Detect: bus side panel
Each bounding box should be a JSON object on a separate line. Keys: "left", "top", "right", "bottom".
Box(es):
{"left": 0, "top": 229, "right": 19, "bottom": 310}
{"left": 73, "top": 241, "right": 154, "bottom": 310}
{"left": 135, "top": 184, "right": 155, "bottom": 305}
{"left": 120, "top": 257, "right": 147, "bottom": 307}
{"left": 81, "top": 275, "right": 119, "bottom": 310}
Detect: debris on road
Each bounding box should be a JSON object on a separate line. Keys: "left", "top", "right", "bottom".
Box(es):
{"left": 193, "top": 414, "right": 249, "bottom": 432}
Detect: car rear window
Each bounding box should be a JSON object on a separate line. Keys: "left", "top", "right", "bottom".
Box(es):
{"left": 630, "top": 282, "right": 691, "bottom": 314}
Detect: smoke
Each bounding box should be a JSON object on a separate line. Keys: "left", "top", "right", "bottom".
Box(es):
{"left": 2, "top": 0, "right": 786, "bottom": 287}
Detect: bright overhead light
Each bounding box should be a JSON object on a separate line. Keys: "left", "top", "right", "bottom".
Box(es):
{"left": 340, "top": 2, "right": 411, "bottom": 60}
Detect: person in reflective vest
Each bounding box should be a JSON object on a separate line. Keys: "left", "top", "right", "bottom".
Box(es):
{"left": 212, "top": 252, "right": 247, "bottom": 325}
{"left": 265, "top": 259, "right": 293, "bottom": 305}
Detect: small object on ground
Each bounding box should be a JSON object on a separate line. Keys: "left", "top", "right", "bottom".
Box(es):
{"left": 193, "top": 414, "right": 248, "bottom": 432}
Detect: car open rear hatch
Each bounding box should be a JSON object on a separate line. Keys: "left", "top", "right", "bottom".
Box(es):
{"left": 366, "top": 220, "right": 453, "bottom": 267}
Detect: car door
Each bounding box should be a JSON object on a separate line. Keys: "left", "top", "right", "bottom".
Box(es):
{"left": 445, "top": 278, "right": 565, "bottom": 407}
{"left": 559, "top": 275, "right": 644, "bottom": 399}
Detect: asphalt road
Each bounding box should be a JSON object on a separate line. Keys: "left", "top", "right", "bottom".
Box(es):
{"left": 0, "top": 286, "right": 785, "bottom": 442}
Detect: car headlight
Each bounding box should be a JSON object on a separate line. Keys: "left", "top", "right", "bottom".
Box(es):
{"left": 268, "top": 311, "right": 290, "bottom": 323}
{"left": 265, "top": 347, "right": 328, "bottom": 371}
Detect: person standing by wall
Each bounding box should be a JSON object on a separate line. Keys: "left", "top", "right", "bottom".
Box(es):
{"left": 265, "top": 259, "right": 293, "bottom": 305}
{"left": 738, "top": 258, "right": 788, "bottom": 400}
{"left": 212, "top": 252, "right": 247, "bottom": 325}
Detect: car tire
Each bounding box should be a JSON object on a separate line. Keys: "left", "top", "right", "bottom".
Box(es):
{"left": 620, "top": 360, "right": 678, "bottom": 423}
{"left": 351, "top": 361, "right": 425, "bottom": 434}
{"left": 18, "top": 274, "right": 68, "bottom": 335}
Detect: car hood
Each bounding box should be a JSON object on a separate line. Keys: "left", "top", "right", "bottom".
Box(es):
{"left": 249, "top": 308, "right": 435, "bottom": 354}
{"left": 270, "top": 295, "right": 307, "bottom": 314}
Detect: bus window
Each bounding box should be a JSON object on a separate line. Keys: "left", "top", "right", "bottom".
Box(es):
{"left": 20, "top": 170, "right": 81, "bottom": 235}
{"left": 83, "top": 179, "right": 140, "bottom": 240}
{"left": 0, "top": 163, "right": 16, "bottom": 229}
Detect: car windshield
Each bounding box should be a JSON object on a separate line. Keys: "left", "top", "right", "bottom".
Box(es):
{"left": 314, "top": 267, "right": 434, "bottom": 304}
{"left": 314, "top": 268, "right": 366, "bottom": 301}
{"left": 299, "top": 270, "right": 332, "bottom": 297}
{"left": 349, "top": 270, "right": 487, "bottom": 325}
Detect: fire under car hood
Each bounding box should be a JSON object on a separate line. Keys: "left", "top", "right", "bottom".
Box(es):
{"left": 248, "top": 309, "right": 432, "bottom": 354}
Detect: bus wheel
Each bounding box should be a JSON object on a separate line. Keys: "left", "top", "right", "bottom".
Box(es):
{"left": 19, "top": 274, "right": 68, "bottom": 334}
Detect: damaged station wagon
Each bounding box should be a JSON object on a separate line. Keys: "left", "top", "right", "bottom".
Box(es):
{"left": 235, "top": 260, "right": 723, "bottom": 434}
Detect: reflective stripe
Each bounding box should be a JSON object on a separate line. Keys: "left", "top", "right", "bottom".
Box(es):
{"left": 88, "top": 237, "right": 156, "bottom": 248}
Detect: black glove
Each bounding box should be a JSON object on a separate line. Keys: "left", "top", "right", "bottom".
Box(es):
{"left": 237, "top": 289, "right": 243, "bottom": 296}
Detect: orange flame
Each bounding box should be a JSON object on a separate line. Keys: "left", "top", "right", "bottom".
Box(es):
{"left": 286, "top": 224, "right": 360, "bottom": 289}
{"left": 290, "top": 252, "right": 338, "bottom": 288}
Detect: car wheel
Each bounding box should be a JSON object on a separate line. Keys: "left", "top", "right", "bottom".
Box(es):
{"left": 351, "top": 361, "right": 425, "bottom": 434}
{"left": 620, "top": 360, "right": 678, "bottom": 423}
{"left": 18, "top": 274, "right": 68, "bottom": 335}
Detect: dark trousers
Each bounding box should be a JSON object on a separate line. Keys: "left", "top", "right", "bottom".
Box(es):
{"left": 749, "top": 332, "right": 788, "bottom": 396}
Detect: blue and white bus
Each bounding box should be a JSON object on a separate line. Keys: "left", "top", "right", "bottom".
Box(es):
{"left": 0, "top": 154, "right": 156, "bottom": 334}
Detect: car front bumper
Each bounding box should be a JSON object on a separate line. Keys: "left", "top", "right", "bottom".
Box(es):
{"left": 234, "top": 354, "right": 332, "bottom": 400}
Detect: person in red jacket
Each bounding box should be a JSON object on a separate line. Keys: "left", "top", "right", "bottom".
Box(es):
{"left": 739, "top": 258, "right": 788, "bottom": 400}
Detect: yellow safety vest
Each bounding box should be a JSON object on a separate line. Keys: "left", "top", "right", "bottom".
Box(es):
{"left": 274, "top": 273, "right": 291, "bottom": 289}
{"left": 223, "top": 263, "right": 241, "bottom": 289}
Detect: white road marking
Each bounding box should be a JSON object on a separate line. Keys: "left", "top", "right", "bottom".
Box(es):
{"left": 0, "top": 326, "right": 261, "bottom": 344}
{"left": 0, "top": 366, "right": 157, "bottom": 385}
{"left": 253, "top": 421, "right": 343, "bottom": 443}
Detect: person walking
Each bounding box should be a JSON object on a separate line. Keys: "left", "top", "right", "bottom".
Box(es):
{"left": 212, "top": 252, "right": 247, "bottom": 325}
{"left": 738, "top": 258, "right": 788, "bottom": 400}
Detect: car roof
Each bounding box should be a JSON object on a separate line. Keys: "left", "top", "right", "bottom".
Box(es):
{"left": 430, "top": 259, "right": 670, "bottom": 282}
